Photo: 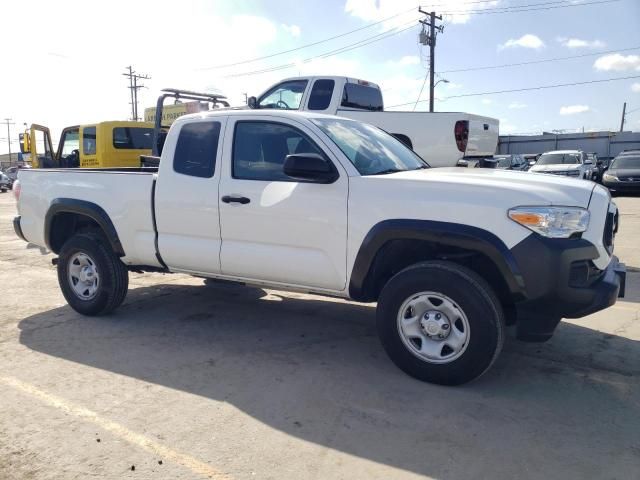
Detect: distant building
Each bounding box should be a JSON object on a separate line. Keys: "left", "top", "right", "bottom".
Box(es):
{"left": 498, "top": 131, "right": 640, "bottom": 160}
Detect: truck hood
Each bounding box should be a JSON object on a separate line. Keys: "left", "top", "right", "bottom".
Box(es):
{"left": 529, "top": 163, "right": 581, "bottom": 173}
{"left": 367, "top": 167, "right": 595, "bottom": 207}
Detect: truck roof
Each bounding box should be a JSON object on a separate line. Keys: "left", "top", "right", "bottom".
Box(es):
{"left": 276, "top": 76, "right": 381, "bottom": 89}
{"left": 175, "top": 108, "right": 351, "bottom": 124}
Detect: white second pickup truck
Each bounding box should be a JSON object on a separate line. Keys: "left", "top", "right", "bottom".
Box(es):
{"left": 246, "top": 76, "right": 499, "bottom": 167}
{"left": 14, "top": 109, "right": 625, "bottom": 385}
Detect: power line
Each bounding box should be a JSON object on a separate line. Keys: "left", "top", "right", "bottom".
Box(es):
{"left": 387, "top": 75, "right": 640, "bottom": 108}
{"left": 436, "top": 0, "right": 619, "bottom": 15}
{"left": 197, "top": 0, "right": 510, "bottom": 70}
{"left": 418, "top": 8, "right": 444, "bottom": 112}
{"left": 198, "top": 6, "right": 417, "bottom": 70}
{"left": 123, "top": 66, "right": 151, "bottom": 121}
{"left": 223, "top": 20, "right": 419, "bottom": 78}
{"left": 437, "top": 45, "right": 640, "bottom": 74}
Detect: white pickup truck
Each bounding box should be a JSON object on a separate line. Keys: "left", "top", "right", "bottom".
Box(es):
{"left": 246, "top": 76, "right": 498, "bottom": 167}
{"left": 14, "top": 109, "right": 625, "bottom": 385}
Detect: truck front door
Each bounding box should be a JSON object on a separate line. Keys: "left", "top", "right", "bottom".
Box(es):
{"left": 218, "top": 117, "right": 348, "bottom": 291}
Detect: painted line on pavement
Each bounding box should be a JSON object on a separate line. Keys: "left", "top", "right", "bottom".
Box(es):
{"left": 0, "top": 375, "right": 231, "bottom": 480}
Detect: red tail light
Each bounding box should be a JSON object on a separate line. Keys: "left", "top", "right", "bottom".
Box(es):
{"left": 13, "top": 180, "right": 21, "bottom": 201}
{"left": 454, "top": 120, "right": 469, "bottom": 153}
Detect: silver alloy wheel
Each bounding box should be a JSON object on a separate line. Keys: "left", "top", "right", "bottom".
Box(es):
{"left": 67, "top": 252, "right": 100, "bottom": 300}
{"left": 397, "top": 291, "right": 470, "bottom": 364}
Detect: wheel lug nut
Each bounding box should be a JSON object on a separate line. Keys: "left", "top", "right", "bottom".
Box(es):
{"left": 424, "top": 314, "right": 429, "bottom": 319}
{"left": 435, "top": 313, "right": 441, "bottom": 320}
{"left": 442, "top": 324, "right": 449, "bottom": 330}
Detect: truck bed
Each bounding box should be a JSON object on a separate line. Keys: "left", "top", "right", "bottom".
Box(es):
{"left": 17, "top": 168, "right": 162, "bottom": 267}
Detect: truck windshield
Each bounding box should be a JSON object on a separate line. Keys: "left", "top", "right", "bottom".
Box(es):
{"left": 537, "top": 153, "right": 581, "bottom": 165}
{"left": 312, "top": 118, "right": 428, "bottom": 175}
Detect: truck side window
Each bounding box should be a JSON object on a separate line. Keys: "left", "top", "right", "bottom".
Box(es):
{"left": 233, "top": 121, "right": 326, "bottom": 181}
{"left": 257, "top": 80, "right": 308, "bottom": 110}
{"left": 308, "top": 79, "right": 335, "bottom": 110}
{"left": 173, "top": 121, "right": 221, "bottom": 178}
{"left": 83, "top": 127, "right": 97, "bottom": 155}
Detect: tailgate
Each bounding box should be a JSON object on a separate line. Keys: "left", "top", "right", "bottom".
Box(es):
{"left": 466, "top": 115, "right": 499, "bottom": 157}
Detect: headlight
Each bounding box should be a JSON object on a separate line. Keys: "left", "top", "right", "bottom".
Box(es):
{"left": 508, "top": 207, "right": 590, "bottom": 238}
{"left": 603, "top": 173, "right": 618, "bottom": 181}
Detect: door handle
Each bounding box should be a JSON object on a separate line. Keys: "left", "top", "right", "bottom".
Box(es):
{"left": 221, "top": 195, "right": 250, "bottom": 204}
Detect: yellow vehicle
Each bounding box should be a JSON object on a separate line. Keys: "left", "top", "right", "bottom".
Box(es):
{"left": 20, "top": 121, "right": 154, "bottom": 169}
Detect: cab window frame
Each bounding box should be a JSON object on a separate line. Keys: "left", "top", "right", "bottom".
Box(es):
{"left": 172, "top": 120, "right": 222, "bottom": 179}
{"left": 231, "top": 120, "right": 338, "bottom": 183}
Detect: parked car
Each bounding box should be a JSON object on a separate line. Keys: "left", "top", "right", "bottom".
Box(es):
{"left": 495, "top": 154, "right": 528, "bottom": 171}
{"left": 602, "top": 153, "right": 640, "bottom": 195}
{"left": 0, "top": 171, "right": 11, "bottom": 192}
{"left": 13, "top": 110, "right": 625, "bottom": 386}
{"left": 529, "top": 150, "right": 593, "bottom": 179}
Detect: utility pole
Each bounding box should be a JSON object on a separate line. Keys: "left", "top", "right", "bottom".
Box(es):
{"left": 3, "top": 118, "right": 15, "bottom": 164}
{"left": 418, "top": 8, "right": 444, "bottom": 112}
{"left": 123, "top": 66, "right": 151, "bottom": 121}
{"left": 620, "top": 102, "right": 626, "bottom": 132}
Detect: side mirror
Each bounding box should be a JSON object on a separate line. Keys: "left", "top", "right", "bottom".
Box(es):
{"left": 247, "top": 96, "right": 257, "bottom": 109}
{"left": 19, "top": 132, "right": 31, "bottom": 154}
{"left": 283, "top": 153, "right": 337, "bottom": 183}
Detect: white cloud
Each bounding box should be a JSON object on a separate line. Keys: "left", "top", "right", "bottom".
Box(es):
{"left": 499, "top": 34, "right": 544, "bottom": 50}
{"left": 593, "top": 54, "right": 640, "bottom": 71}
{"left": 632, "top": 83, "right": 640, "bottom": 93}
{"left": 558, "top": 37, "right": 605, "bottom": 49}
{"left": 560, "top": 105, "right": 590, "bottom": 115}
{"left": 481, "top": 98, "right": 493, "bottom": 105}
{"left": 508, "top": 102, "right": 527, "bottom": 109}
{"left": 398, "top": 55, "right": 420, "bottom": 66}
{"left": 282, "top": 24, "right": 301, "bottom": 37}
{"left": 345, "top": 0, "right": 500, "bottom": 27}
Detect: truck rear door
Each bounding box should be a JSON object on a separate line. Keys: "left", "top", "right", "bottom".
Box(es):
{"left": 154, "top": 117, "right": 227, "bottom": 274}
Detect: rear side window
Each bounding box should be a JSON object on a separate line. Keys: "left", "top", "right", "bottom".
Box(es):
{"left": 113, "top": 127, "right": 153, "bottom": 149}
{"left": 173, "top": 122, "right": 221, "bottom": 178}
{"left": 308, "top": 79, "right": 335, "bottom": 110}
{"left": 83, "top": 126, "right": 97, "bottom": 155}
{"left": 341, "top": 83, "right": 383, "bottom": 111}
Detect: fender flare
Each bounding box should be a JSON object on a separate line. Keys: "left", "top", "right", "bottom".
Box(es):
{"left": 348, "top": 219, "right": 526, "bottom": 301}
{"left": 45, "top": 198, "right": 125, "bottom": 256}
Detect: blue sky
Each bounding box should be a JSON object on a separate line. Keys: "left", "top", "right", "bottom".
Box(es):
{"left": 1, "top": 0, "right": 640, "bottom": 153}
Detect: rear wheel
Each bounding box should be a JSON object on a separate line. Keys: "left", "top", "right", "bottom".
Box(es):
{"left": 57, "top": 232, "right": 129, "bottom": 316}
{"left": 376, "top": 261, "right": 504, "bottom": 385}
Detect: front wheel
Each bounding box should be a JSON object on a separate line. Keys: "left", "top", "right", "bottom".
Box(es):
{"left": 57, "top": 232, "right": 129, "bottom": 316}
{"left": 376, "top": 261, "right": 505, "bottom": 385}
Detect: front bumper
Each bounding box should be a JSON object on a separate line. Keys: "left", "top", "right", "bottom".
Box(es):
{"left": 603, "top": 180, "right": 640, "bottom": 192}
{"left": 510, "top": 233, "right": 625, "bottom": 341}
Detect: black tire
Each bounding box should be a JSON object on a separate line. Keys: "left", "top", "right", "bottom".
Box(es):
{"left": 376, "top": 261, "right": 504, "bottom": 386}
{"left": 57, "top": 232, "right": 129, "bottom": 316}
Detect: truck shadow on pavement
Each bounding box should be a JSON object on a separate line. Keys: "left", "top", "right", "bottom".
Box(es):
{"left": 18, "top": 281, "right": 640, "bottom": 479}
